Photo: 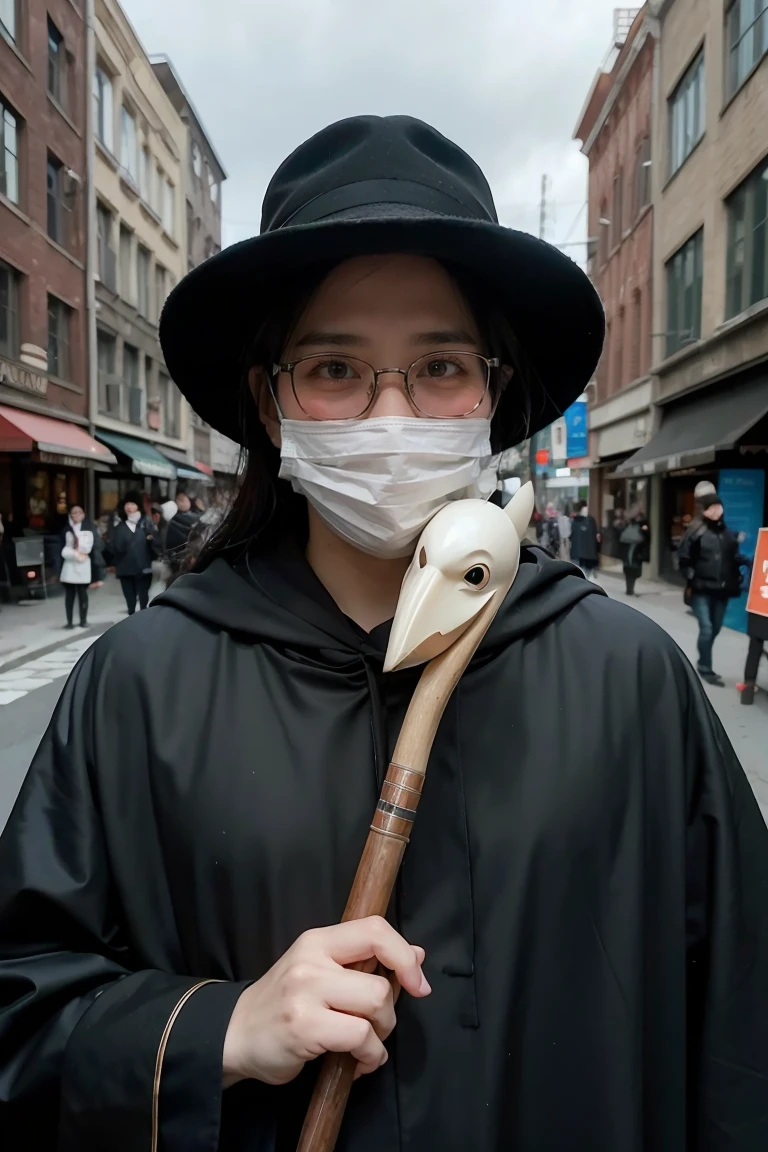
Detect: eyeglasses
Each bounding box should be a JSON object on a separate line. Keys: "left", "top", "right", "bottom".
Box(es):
{"left": 272, "top": 351, "right": 500, "bottom": 421}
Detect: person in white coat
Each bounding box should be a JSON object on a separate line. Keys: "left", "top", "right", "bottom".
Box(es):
{"left": 59, "top": 504, "right": 93, "bottom": 629}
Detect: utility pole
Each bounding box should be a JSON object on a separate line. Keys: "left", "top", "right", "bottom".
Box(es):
{"left": 538, "top": 174, "right": 549, "bottom": 241}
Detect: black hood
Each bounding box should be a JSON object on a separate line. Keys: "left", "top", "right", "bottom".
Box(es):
{"left": 155, "top": 545, "right": 603, "bottom": 662}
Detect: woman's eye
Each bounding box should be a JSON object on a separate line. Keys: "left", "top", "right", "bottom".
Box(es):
{"left": 463, "top": 564, "right": 490, "bottom": 589}
{"left": 424, "top": 358, "right": 459, "bottom": 378}
{"left": 319, "top": 360, "right": 354, "bottom": 379}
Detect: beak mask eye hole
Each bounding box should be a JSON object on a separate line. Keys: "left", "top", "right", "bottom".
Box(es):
{"left": 464, "top": 564, "right": 490, "bottom": 589}
{"left": 419, "top": 547, "right": 427, "bottom": 569}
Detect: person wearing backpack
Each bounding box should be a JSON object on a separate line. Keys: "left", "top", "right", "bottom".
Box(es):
{"left": 619, "top": 507, "right": 650, "bottom": 596}
{"left": 677, "top": 493, "right": 752, "bottom": 686}
{"left": 570, "top": 501, "right": 600, "bottom": 579}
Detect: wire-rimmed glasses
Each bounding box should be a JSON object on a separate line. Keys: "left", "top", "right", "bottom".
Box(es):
{"left": 271, "top": 351, "right": 500, "bottom": 420}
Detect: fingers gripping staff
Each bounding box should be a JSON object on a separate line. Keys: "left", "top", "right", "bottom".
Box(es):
{"left": 297, "top": 482, "right": 535, "bottom": 1152}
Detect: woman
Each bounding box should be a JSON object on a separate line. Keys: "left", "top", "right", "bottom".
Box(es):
{"left": 109, "top": 491, "right": 157, "bottom": 614}
{"left": 677, "top": 492, "right": 752, "bottom": 686}
{"left": 1, "top": 116, "right": 767, "bottom": 1151}
{"left": 57, "top": 504, "right": 93, "bottom": 629}
{"left": 619, "top": 505, "right": 650, "bottom": 595}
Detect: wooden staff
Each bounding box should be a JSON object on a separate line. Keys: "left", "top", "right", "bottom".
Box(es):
{"left": 296, "top": 484, "right": 533, "bottom": 1152}
{"left": 296, "top": 597, "right": 499, "bottom": 1152}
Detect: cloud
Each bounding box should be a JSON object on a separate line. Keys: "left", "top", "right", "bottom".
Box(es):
{"left": 123, "top": 0, "right": 618, "bottom": 257}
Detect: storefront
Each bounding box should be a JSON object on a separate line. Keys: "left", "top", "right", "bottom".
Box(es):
{"left": 0, "top": 404, "right": 118, "bottom": 590}
{"left": 158, "top": 446, "right": 215, "bottom": 503}
{"left": 618, "top": 375, "right": 768, "bottom": 621}
{"left": 93, "top": 430, "right": 178, "bottom": 524}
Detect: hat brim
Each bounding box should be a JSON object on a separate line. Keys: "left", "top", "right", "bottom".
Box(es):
{"left": 159, "top": 211, "right": 604, "bottom": 449}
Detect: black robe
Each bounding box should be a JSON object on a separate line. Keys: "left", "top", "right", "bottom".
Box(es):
{"left": 1, "top": 545, "right": 767, "bottom": 1151}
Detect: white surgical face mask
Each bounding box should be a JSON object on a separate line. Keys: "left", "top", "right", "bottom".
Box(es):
{"left": 278, "top": 415, "right": 498, "bottom": 558}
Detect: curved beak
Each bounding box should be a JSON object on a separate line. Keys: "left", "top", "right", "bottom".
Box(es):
{"left": 384, "top": 563, "right": 490, "bottom": 673}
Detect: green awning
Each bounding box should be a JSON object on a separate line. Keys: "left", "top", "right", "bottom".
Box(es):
{"left": 95, "top": 431, "right": 177, "bottom": 480}
{"left": 157, "top": 447, "right": 215, "bottom": 486}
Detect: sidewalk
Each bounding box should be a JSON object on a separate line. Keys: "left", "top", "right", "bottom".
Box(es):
{"left": 599, "top": 568, "right": 768, "bottom": 821}
{"left": 0, "top": 576, "right": 127, "bottom": 671}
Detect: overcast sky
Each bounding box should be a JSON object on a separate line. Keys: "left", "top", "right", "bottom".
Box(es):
{"left": 124, "top": 0, "right": 622, "bottom": 261}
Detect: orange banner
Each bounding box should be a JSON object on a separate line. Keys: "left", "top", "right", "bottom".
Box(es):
{"left": 746, "top": 528, "right": 768, "bottom": 619}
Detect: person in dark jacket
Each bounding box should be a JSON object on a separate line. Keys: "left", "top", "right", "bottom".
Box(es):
{"left": 109, "top": 491, "right": 157, "bottom": 614}
{"left": 1, "top": 116, "right": 767, "bottom": 1152}
{"left": 618, "top": 506, "right": 650, "bottom": 596}
{"left": 569, "top": 500, "right": 600, "bottom": 580}
{"left": 677, "top": 492, "right": 751, "bottom": 685}
{"left": 165, "top": 491, "right": 201, "bottom": 554}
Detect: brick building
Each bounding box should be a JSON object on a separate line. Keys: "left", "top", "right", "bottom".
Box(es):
{"left": 574, "top": 7, "right": 657, "bottom": 562}
{"left": 0, "top": 0, "right": 114, "bottom": 538}
{"left": 618, "top": 0, "right": 768, "bottom": 592}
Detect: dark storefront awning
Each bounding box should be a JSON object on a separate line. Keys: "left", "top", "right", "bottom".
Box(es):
{"left": 618, "top": 377, "right": 768, "bottom": 476}
{"left": 0, "top": 404, "right": 118, "bottom": 468}
{"left": 159, "top": 446, "right": 215, "bottom": 486}
{"left": 95, "top": 431, "right": 177, "bottom": 479}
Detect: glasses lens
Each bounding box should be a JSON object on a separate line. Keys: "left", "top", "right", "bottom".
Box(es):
{"left": 407, "top": 353, "right": 489, "bottom": 417}
{"left": 291, "top": 355, "right": 375, "bottom": 419}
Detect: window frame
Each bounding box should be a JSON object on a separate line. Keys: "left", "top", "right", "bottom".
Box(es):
{"left": 46, "top": 153, "right": 71, "bottom": 247}
{"left": 162, "top": 178, "right": 175, "bottom": 236}
{"left": 0, "top": 0, "right": 19, "bottom": 47}
{"left": 0, "top": 95, "right": 20, "bottom": 206}
{"left": 93, "top": 64, "right": 114, "bottom": 153}
{"left": 633, "top": 136, "right": 651, "bottom": 220}
{"left": 725, "top": 153, "right": 768, "bottom": 319}
{"left": 726, "top": 0, "right": 768, "bottom": 101}
{"left": 0, "top": 257, "right": 20, "bottom": 360}
{"left": 668, "top": 50, "right": 705, "bottom": 177}
{"left": 47, "top": 17, "right": 66, "bottom": 110}
{"left": 119, "top": 105, "right": 139, "bottom": 187}
{"left": 136, "top": 244, "right": 151, "bottom": 318}
{"left": 47, "top": 294, "right": 71, "bottom": 380}
{"left": 665, "top": 228, "right": 704, "bottom": 357}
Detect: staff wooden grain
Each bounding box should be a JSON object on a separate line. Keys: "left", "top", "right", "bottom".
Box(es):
{"left": 296, "top": 593, "right": 500, "bottom": 1152}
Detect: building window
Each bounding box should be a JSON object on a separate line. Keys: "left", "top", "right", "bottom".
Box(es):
{"left": 97, "top": 328, "right": 118, "bottom": 414}
{"left": 669, "top": 52, "right": 705, "bottom": 175}
{"left": 136, "top": 244, "right": 151, "bottom": 318}
{"left": 665, "top": 229, "right": 703, "bottom": 357}
{"left": 162, "top": 178, "right": 174, "bottom": 236}
{"left": 633, "top": 136, "right": 651, "bottom": 220}
{"left": 158, "top": 371, "right": 180, "bottom": 438}
{"left": 123, "top": 343, "right": 142, "bottom": 425}
{"left": 1, "top": 0, "right": 18, "bottom": 45}
{"left": 139, "top": 146, "right": 150, "bottom": 203}
{"left": 612, "top": 307, "right": 624, "bottom": 392}
{"left": 93, "top": 65, "right": 113, "bottom": 153}
{"left": 726, "top": 153, "right": 768, "bottom": 318}
{"left": 96, "top": 201, "right": 117, "bottom": 292}
{"left": 0, "top": 259, "right": 20, "bottom": 359}
{"left": 151, "top": 161, "right": 162, "bottom": 217}
{"left": 47, "top": 18, "right": 67, "bottom": 108}
{"left": 119, "top": 226, "right": 133, "bottom": 302}
{"left": 0, "top": 97, "right": 19, "bottom": 205}
{"left": 120, "top": 106, "right": 138, "bottom": 186}
{"left": 727, "top": 0, "right": 768, "bottom": 99}
{"left": 46, "top": 154, "right": 72, "bottom": 247}
{"left": 598, "top": 200, "right": 609, "bottom": 265}
{"left": 630, "top": 290, "right": 642, "bottom": 380}
{"left": 611, "top": 172, "right": 623, "bottom": 249}
{"left": 205, "top": 160, "right": 219, "bottom": 204}
{"left": 47, "top": 294, "right": 71, "bottom": 379}
{"left": 155, "top": 263, "right": 167, "bottom": 313}
{"left": 191, "top": 141, "right": 202, "bottom": 178}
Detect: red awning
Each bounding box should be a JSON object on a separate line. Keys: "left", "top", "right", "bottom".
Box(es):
{"left": 0, "top": 404, "right": 117, "bottom": 466}
{"left": 195, "top": 460, "right": 214, "bottom": 476}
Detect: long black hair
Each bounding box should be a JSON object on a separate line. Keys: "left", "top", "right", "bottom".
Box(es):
{"left": 191, "top": 257, "right": 536, "bottom": 574}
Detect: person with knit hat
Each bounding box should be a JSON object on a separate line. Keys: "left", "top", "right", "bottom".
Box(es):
{"left": 678, "top": 492, "right": 753, "bottom": 685}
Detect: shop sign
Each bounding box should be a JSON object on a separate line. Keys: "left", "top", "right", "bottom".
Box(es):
{"left": 564, "top": 398, "right": 587, "bottom": 459}
{"left": 746, "top": 529, "right": 768, "bottom": 619}
{"left": 720, "top": 468, "right": 766, "bottom": 634}
{"left": 38, "top": 451, "right": 91, "bottom": 469}
{"left": 0, "top": 356, "right": 48, "bottom": 397}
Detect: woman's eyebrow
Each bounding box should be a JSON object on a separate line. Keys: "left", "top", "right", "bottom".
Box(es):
{"left": 294, "top": 330, "right": 364, "bottom": 348}
{"left": 410, "top": 329, "right": 479, "bottom": 346}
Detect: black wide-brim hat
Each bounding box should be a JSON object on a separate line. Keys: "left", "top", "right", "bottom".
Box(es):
{"left": 160, "top": 115, "right": 604, "bottom": 449}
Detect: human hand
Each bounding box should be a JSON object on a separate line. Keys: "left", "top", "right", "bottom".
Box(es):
{"left": 74, "top": 551, "right": 86, "bottom": 562}
{"left": 222, "top": 917, "right": 429, "bottom": 1089}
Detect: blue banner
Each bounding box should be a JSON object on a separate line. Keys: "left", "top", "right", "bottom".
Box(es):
{"left": 719, "top": 468, "right": 765, "bottom": 634}
{"left": 565, "top": 398, "right": 588, "bottom": 460}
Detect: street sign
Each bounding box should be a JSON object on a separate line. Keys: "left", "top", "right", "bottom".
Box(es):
{"left": 746, "top": 528, "right": 768, "bottom": 619}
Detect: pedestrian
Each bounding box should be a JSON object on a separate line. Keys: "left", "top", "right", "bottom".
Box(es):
{"left": 557, "top": 505, "right": 572, "bottom": 560}
{"left": 1, "top": 115, "right": 767, "bottom": 1151}
{"left": 109, "top": 491, "right": 157, "bottom": 615}
{"left": 536, "top": 502, "right": 561, "bottom": 557}
{"left": 678, "top": 492, "right": 752, "bottom": 686}
{"left": 164, "top": 490, "right": 201, "bottom": 576}
{"left": 618, "top": 505, "right": 650, "bottom": 596}
{"left": 570, "top": 500, "right": 600, "bottom": 580}
{"left": 57, "top": 504, "right": 93, "bottom": 629}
